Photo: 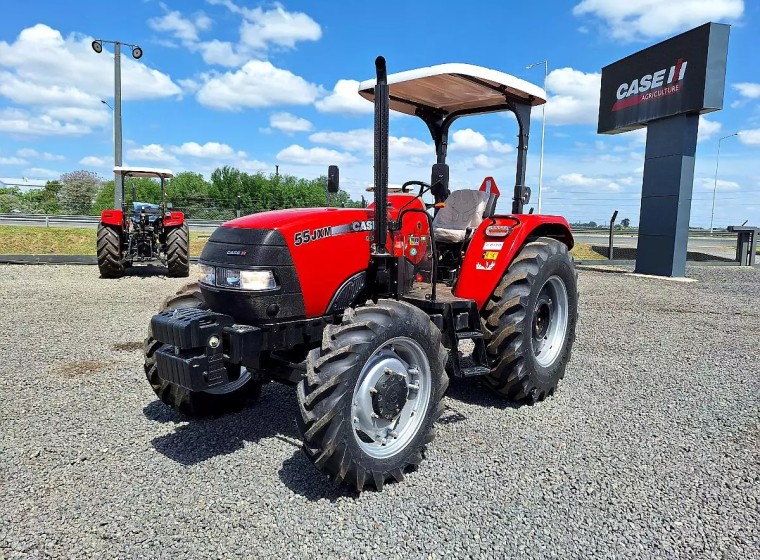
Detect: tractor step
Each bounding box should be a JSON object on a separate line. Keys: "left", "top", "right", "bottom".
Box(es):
{"left": 455, "top": 330, "right": 483, "bottom": 340}
{"left": 461, "top": 365, "right": 491, "bottom": 377}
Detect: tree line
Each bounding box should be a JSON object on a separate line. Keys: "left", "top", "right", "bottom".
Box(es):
{"left": 0, "top": 166, "right": 362, "bottom": 217}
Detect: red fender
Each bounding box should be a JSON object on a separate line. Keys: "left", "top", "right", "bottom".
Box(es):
{"left": 100, "top": 209, "right": 124, "bottom": 227}
{"left": 453, "top": 214, "right": 574, "bottom": 310}
{"left": 163, "top": 211, "right": 185, "bottom": 228}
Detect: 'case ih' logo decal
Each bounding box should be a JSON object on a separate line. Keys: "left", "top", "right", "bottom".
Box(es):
{"left": 612, "top": 58, "right": 687, "bottom": 112}
{"left": 226, "top": 249, "right": 247, "bottom": 256}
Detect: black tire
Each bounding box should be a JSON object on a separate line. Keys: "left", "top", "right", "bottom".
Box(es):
{"left": 96, "top": 223, "right": 124, "bottom": 278}
{"left": 296, "top": 299, "right": 448, "bottom": 491}
{"left": 166, "top": 224, "right": 190, "bottom": 278}
{"left": 143, "top": 282, "right": 262, "bottom": 417}
{"left": 481, "top": 237, "right": 578, "bottom": 403}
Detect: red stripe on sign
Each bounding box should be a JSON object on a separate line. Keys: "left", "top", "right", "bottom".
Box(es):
{"left": 611, "top": 83, "right": 682, "bottom": 112}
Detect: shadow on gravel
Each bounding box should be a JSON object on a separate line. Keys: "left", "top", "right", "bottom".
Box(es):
{"left": 145, "top": 383, "right": 301, "bottom": 466}
{"left": 444, "top": 377, "right": 524, "bottom": 410}
{"left": 120, "top": 264, "right": 171, "bottom": 278}
{"left": 278, "top": 451, "right": 356, "bottom": 502}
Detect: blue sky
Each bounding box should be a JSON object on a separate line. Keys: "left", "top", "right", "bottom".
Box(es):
{"left": 0, "top": 0, "right": 758, "bottom": 226}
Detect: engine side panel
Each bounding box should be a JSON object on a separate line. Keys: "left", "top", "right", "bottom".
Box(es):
{"left": 454, "top": 215, "right": 574, "bottom": 309}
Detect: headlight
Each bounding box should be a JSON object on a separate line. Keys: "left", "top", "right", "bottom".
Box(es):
{"left": 199, "top": 264, "right": 216, "bottom": 285}
{"left": 199, "top": 264, "right": 276, "bottom": 291}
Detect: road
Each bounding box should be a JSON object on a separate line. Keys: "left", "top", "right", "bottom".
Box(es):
{"left": 574, "top": 233, "right": 737, "bottom": 258}
{"left": 0, "top": 214, "right": 219, "bottom": 231}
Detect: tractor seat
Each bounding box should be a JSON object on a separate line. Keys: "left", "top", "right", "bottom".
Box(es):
{"left": 432, "top": 189, "right": 489, "bottom": 243}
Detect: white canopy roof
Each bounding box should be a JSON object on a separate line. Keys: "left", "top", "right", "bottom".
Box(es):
{"left": 114, "top": 166, "right": 174, "bottom": 179}
{"left": 358, "top": 63, "right": 546, "bottom": 116}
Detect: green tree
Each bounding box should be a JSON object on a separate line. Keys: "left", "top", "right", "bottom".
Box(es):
{"left": 22, "top": 181, "right": 63, "bottom": 214}
{"left": 621, "top": 217, "right": 631, "bottom": 228}
{"left": 58, "top": 170, "right": 103, "bottom": 215}
{"left": 0, "top": 187, "right": 29, "bottom": 213}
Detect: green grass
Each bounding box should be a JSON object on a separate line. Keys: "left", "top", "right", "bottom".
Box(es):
{"left": 1, "top": 225, "right": 608, "bottom": 261}
{"left": 0, "top": 225, "right": 208, "bottom": 256}
{"left": 570, "top": 242, "right": 605, "bottom": 260}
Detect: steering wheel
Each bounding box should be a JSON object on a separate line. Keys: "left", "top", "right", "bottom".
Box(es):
{"left": 401, "top": 180, "right": 432, "bottom": 198}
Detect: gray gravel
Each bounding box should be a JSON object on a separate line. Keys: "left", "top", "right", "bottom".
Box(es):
{"left": 1, "top": 264, "right": 758, "bottom": 559}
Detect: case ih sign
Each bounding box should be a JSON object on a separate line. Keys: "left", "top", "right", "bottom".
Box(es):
{"left": 598, "top": 23, "right": 730, "bottom": 134}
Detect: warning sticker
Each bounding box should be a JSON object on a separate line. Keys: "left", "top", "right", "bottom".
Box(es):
{"left": 476, "top": 261, "right": 496, "bottom": 271}
{"left": 482, "top": 251, "right": 500, "bottom": 260}
{"left": 483, "top": 241, "right": 504, "bottom": 251}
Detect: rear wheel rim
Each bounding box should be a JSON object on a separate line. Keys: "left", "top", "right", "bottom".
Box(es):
{"left": 203, "top": 367, "right": 251, "bottom": 395}
{"left": 351, "top": 337, "right": 432, "bottom": 459}
{"left": 531, "top": 275, "right": 569, "bottom": 368}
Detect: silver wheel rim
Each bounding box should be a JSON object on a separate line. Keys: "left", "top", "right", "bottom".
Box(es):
{"left": 531, "top": 275, "right": 569, "bottom": 368}
{"left": 203, "top": 367, "right": 252, "bottom": 395}
{"left": 351, "top": 337, "right": 432, "bottom": 459}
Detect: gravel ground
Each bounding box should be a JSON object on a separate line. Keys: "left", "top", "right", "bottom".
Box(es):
{"left": 1, "top": 264, "right": 758, "bottom": 559}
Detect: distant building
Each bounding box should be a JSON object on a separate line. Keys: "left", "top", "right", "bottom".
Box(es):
{"left": 0, "top": 177, "right": 48, "bottom": 193}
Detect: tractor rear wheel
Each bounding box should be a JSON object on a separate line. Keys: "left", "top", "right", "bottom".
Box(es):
{"left": 481, "top": 237, "right": 578, "bottom": 403}
{"left": 296, "top": 300, "right": 448, "bottom": 491}
{"left": 143, "top": 282, "right": 262, "bottom": 417}
{"left": 96, "top": 223, "right": 124, "bottom": 278}
{"left": 166, "top": 224, "right": 190, "bottom": 277}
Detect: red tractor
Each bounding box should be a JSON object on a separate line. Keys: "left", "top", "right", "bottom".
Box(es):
{"left": 97, "top": 167, "right": 189, "bottom": 278}
{"left": 144, "top": 58, "right": 578, "bottom": 491}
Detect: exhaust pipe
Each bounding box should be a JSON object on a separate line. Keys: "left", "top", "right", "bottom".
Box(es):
{"left": 373, "top": 56, "right": 389, "bottom": 254}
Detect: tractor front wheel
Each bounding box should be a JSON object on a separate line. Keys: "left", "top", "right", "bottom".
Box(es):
{"left": 166, "top": 224, "right": 190, "bottom": 277}
{"left": 296, "top": 300, "right": 448, "bottom": 491}
{"left": 481, "top": 237, "right": 578, "bottom": 403}
{"left": 144, "top": 282, "right": 262, "bottom": 417}
{"left": 96, "top": 223, "right": 124, "bottom": 278}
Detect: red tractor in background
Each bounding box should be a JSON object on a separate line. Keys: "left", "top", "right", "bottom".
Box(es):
{"left": 144, "top": 58, "right": 578, "bottom": 491}
{"left": 97, "top": 167, "right": 189, "bottom": 278}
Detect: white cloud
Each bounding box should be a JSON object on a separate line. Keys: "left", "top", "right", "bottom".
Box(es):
{"left": 556, "top": 172, "right": 623, "bottom": 191}
{"left": 309, "top": 129, "right": 372, "bottom": 151}
{"left": 545, "top": 67, "right": 601, "bottom": 125}
{"left": 24, "top": 167, "right": 60, "bottom": 179}
{"left": 276, "top": 145, "right": 357, "bottom": 166}
{"left": 196, "top": 40, "right": 249, "bottom": 67}
{"left": 315, "top": 80, "right": 373, "bottom": 115}
{"left": 0, "top": 24, "right": 180, "bottom": 137}
{"left": 573, "top": 0, "right": 744, "bottom": 42}
{"left": 738, "top": 129, "right": 760, "bottom": 146}
{"left": 196, "top": 60, "right": 321, "bottom": 110}
{"left": 697, "top": 116, "right": 722, "bottom": 142}
{"left": 236, "top": 159, "right": 270, "bottom": 173}
{"left": 148, "top": 7, "right": 211, "bottom": 42}
{"left": 309, "top": 128, "right": 431, "bottom": 159}
{"left": 238, "top": 3, "right": 321, "bottom": 50}
{"left": 471, "top": 154, "right": 501, "bottom": 169}
{"left": 79, "top": 156, "right": 110, "bottom": 167}
{"left": 171, "top": 141, "right": 241, "bottom": 159}
{"left": 733, "top": 82, "right": 760, "bottom": 99}
{"left": 0, "top": 156, "right": 26, "bottom": 165}
{"left": 126, "top": 144, "right": 179, "bottom": 165}
{"left": 450, "top": 128, "right": 514, "bottom": 154}
{"left": 0, "top": 108, "right": 91, "bottom": 136}
{"left": 451, "top": 129, "right": 488, "bottom": 151}
{"left": 16, "top": 148, "right": 64, "bottom": 161}
{"left": 269, "top": 112, "right": 313, "bottom": 133}
{"left": 697, "top": 177, "right": 740, "bottom": 191}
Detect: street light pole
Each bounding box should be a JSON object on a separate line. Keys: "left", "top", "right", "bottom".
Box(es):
{"left": 114, "top": 41, "right": 123, "bottom": 208}
{"left": 710, "top": 132, "right": 738, "bottom": 234}
{"left": 92, "top": 38, "right": 143, "bottom": 209}
{"left": 526, "top": 60, "right": 548, "bottom": 214}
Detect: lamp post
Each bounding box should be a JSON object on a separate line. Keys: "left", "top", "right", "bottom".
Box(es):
{"left": 526, "top": 60, "right": 548, "bottom": 214}
{"left": 710, "top": 132, "right": 738, "bottom": 234}
{"left": 92, "top": 39, "right": 143, "bottom": 208}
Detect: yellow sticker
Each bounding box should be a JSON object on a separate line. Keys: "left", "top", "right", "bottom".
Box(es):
{"left": 483, "top": 251, "right": 500, "bottom": 260}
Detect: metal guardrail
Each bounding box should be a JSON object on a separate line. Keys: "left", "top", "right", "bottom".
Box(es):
{"left": 0, "top": 213, "right": 224, "bottom": 227}
{"left": 0, "top": 214, "right": 739, "bottom": 236}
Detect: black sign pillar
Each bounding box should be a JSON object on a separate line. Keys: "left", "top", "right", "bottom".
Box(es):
{"left": 637, "top": 114, "right": 699, "bottom": 276}
{"left": 597, "top": 22, "right": 730, "bottom": 277}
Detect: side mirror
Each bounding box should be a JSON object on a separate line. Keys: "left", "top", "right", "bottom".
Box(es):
{"left": 327, "top": 165, "right": 340, "bottom": 193}
{"left": 430, "top": 163, "right": 449, "bottom": 202}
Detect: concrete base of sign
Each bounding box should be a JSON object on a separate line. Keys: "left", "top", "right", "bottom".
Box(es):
{"left": 634, "top": 114, "right": 699, "bottom": 277}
